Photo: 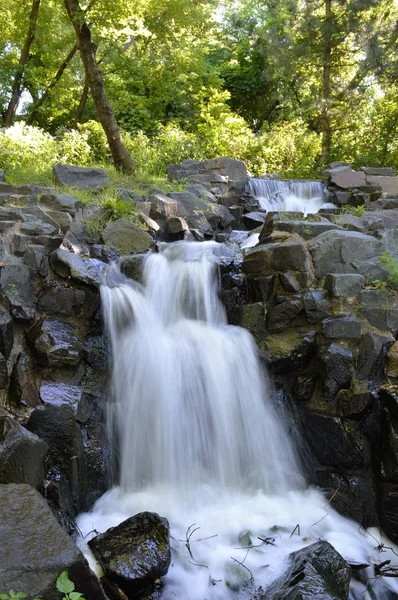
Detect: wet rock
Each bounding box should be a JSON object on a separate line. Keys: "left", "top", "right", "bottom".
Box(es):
{"left": 89, "top": 512, "right": 171, "bottom": 597}
{"left": 0, "top": 257, "right": 36, "bottom": 320}
{"left": 379, "top": 483, "right": 398, "bottom": 544}
{"left": 308, "top": 230, "right": 381, "bottom": 278}
{"left": 27, "top": 319, "right": 83, "bottom": 367}
{"left": 294, "top": 374, "right": 317, "bottom": 402}
{"left": 302, "top": 411, "right": 368, "bottom": 469}
{"left": 40, "top": 381, "right": 82, "bottom": 407}
{"left": 357, "top": 333, "right": 393, "bottom": 382}
{"left": 387, "top": 342, "right": 398, "bottom": 378}
{"left": 0, "top": 417, "right": 47, "bottom": 488}
{"left": 266, "top": 300, "right": 302, "bottom": 332}
{"left": 246, "top": 275, "right": 275, "bottom": 303}
{"left": 102, "top": 218, "right": 152, "bottom": 255}
{"left": 321, "top": 344, "right": 353, "bottom": 402}
{"left": 9, "top": 352, "right": 40, "bottom": 408}
{"left": 53, "top": 163, "right": 110, "bottom": 190}
{"left": 38, "top": 284, "right": 98, "bottom": 319}
{"left": 243, "top": 240, "right": 313, "bottom": 280}
{"left": 239, "top": 303, "right": 267, "bottom": 343}
{"left": 0, "top": 311, "right": 13, "bottom": 358}
{"left": 322, "top": 315, "right": 361, "bottom": 340}
{"left": 263, "top": 330, "right": 317, "bottom": 375}
{"left": 260, "top": 541, "right": 350, "bottom": 600}
{"left": 324, "top": 274, "right": 364, "bottom": 297}
{"left": 304, "top": 290, "right": 332, "bottom": 323}
{"left": 0, "top": 483, "right": 107, "bottom": 599}
{"left": 50, "top": 249, "right": 106, "bottom": 287}
{"left": 243, "top": 211, "right": 266, "bottom": 230}
{"left": 27, "top": 404, "right": 83, "bottom": 508}
{"left": 0, "top": 354, "right": 8, "bottom": 389}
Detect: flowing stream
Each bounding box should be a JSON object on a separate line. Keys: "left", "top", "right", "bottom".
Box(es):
{"left": 247, "top": 178, "right": 331, "bottom": 215}
{"left": 78, "top": 241, "right": 398, "bottom": 599}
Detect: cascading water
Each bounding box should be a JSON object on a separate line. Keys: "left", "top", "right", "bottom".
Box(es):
{"left": 247, "top": 178, "right": 331, "bottom": 215}
{"left": 78, "top": 241, "right": 398, "bottom": 600}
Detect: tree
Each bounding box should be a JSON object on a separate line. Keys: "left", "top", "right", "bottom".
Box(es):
{"left": 64, "top": 0, "right": 134, "bottom": 172}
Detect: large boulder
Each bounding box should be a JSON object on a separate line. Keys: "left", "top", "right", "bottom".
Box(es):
{"left": 357, "top": 332, "right": 393, "bottom": 382}
{"left": 0, "top": 416, "right": 47, "bottom": 489}
{"left": 0, "top": 483, "right": 106, "bottom": 599}
{"left": 321, "top": 344, "right": 353, "bottom": 402}
{"left": 27, "top": 319, "right": 83, "bottom": 367}
{"left": 203, "top": 157, "right": 248, "bottom": 180}
{"left": 260, "top": 541, "right": 351, "bottom": 600}
{"left": 8, "top": 351, "right": 40, "bottom": 408}
{"left": 366, "top": 175, "right": 398, "bottom": 195}
{"left": 89, "top": 512, "right": 171, "bottom": 597}
{"left": 39, "top": 192, "right": 81, "bottom": 215}
{"left": 50, "top": 249, "right": 106, "bottom": 288}
{"left": 102, "top": 218, "right": 152, "bottom": 255}
{"left": 0, "top": 257, "right": 36, "bottom": 320}
{"left": 53, "top": 164, "right": 109, "bottom": 190}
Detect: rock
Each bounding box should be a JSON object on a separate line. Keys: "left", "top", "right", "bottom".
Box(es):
{"left": 0, "top": 257, "right": 36, "bottom": 320}
{"left": 261, "top": 541, "right": 350, "bottom": 600}
{"left": 0, "top": 353, "right": 8, "bottom": 389}
{"left": 279, "top": 272, "right": 300, "bottom": 293}
{"left": 203, "top": 157, "right": 248, "bottom": 180}
{"left": 165, "top": 216, "right": 189, "bottom": 240}
{"left": 10, "top": 232, "right": 63, "bottom": 257}
{"left": 239, "top": 303, "right": 267, "bottom": 343}
{"left": 243, "top": 240, "right": 313, "bottom": 280}
{"left": 334, "top": 213, "right": 366, "bottom": 232}
{"left": 53, "top": 163, "right": 110, "bottom": 190}
{"left": 50, "top": 249, "right": 106, "bottom": 287}
{"left": 0, "top": 483, "right": 106, "bottom": 599}
{"left": 9, "top": 352, "right": 40, "bottom": 408}
{"left": 361, "top": 308, "right": 398, "bottom": 335}
{"left": 27, "top": 404, "right": 83, "bottom": 508}
{"left": 302, "top": 411, "right": 367, "bottom": 469}
{"left": 0, "top": 169, "right": 5, "bottom": 182}
{"left": 40, "top": 381, "right": 82, "bottom": 407}
{"left": 38, "top": 284, "right": 98, "bottom": 319}
{"left": 186, "top": 212, "right": 213, "bottom": 237}
{"left": 328, "top": 167, "right": 366, "bottom": 189}
{"left": 185, "top": 183, "right": 217, "bottom": 202}
{"left": 20, "top": 220, "right": 57, "bottom": 236}
{"left": 205, "top": 203, "right": 234, "bottom": 229}
{"left": 308, "top": 230, "right": 381, "bottom": 279}
{"left": 24, "top": 244, "right": 49, "bottom": 276}
{"left": 276, "top": 220, "right": 343, "bottom": 239}
{"left": 0, "top": 311, "right": 13, "bottom": 358}
{"left": 304, "top": 290, "right": 332, "bottom": 323}
{"left": 322, "top": 344, "right": 353, "bottom": 402}
{"left": 366, "top": 175, "right": 398, "bottom": 195}
{"left": 387, "top": 342, "right": 398, "bottom": 378}
{"left": 27, "top": 319, "right": 83, "bottom": 367}
{"left": 360, "top": 167, "right": 396, "bottom": 176}
{"left": 149, "top": 192, "right": 180, "bottom": 220}
{"left": 358, "top": 289, "right": 390, "bottom": 308}
{"left": 0, "top": 417, "right": 47, "bottom": 488}
{"left": 263, "top": 330, "right": 317, "bottom": 376}
{"left": 45, "top": 210, "right": 73, "bottom": 233}
{"left": 39, "top": 193, "right": 81, "bottom": 215}
{"left": 139, "top": 213, "right": 160, "bottom": 232}
{"left": 357, "top": 333, "right": 393, "bottom": 382}
{"left": 379, "top": 482, "right": 398, "bottom": 544}
{"left": 322, "top": 315, "right": 361, "bottom": 339}
{"left": 266, "top": 300, "right": 302, "bottom": 332}
{"left": 334, "top": 191, "right": 350, "bottom": 205}
{"left": 89, "top": 512, "right": 171, "bottom": 596}
{"left": 324, "top": 273, "right": 364, "bottom": 297}
{"left": 243, "top": 211, "right": 266, "bottom": 230}
{"left": 295, "top": 374, "right": 317, "bottom": 401}
{"left": 102, "top": 218, "right": 152, "bottom": 255}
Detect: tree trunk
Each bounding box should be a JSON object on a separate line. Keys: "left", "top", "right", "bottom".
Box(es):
{"left": 3, "top": 0, "right": 41, "bottom": 127}
{"left": 74, "top": 80, "right": 89, "bottom": 125}
{"left": 26, "top": 43, "right": 78, "bottom": 125}
{"left": 321, "top": 0, "right": 332, "bottom": 165}
{"left": 64, "top": 0, "right": 134, "bottom": 173}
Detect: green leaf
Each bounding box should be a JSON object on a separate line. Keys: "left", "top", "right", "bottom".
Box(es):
{"left": 0, "top": 594, "right": 9, "bottom": 599}
{"left": 56, "top": 571, "right": 75, "bottom": 594}
{"left": 69, "top": 593, "right": 84, "bottom": 600}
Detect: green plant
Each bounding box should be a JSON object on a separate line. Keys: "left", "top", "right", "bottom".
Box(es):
{"left": 380, "top": 252, "right": 398, "bottom": 286}
{"left": 0, "top": 592, "right": 40, "bottom": 600}
{"left": 367, "top": 279, "right": 388, "bottom": 291}
{"left": 56, "top": 570, "right": 85, "bottom": 600}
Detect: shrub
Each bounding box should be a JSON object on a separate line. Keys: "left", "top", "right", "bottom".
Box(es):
{"left": 56, "top": 128, "right": 93, "bottom": 166}
{"left": 0, "top": 123, "right": 57, "bottom": 177}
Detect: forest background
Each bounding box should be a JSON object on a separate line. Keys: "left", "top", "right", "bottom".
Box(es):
{"left": 1, "top": 0, "right": 397, "bottom": 184}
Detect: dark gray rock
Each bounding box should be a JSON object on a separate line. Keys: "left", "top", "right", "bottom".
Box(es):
{"left": 322, "top": 344, "right": 353, "bottom": 402}
{"left": 0, "top": 257, "right": 36, "bottom": 320}
{"left": 243, "top": 211, "right": 266, "bottom": 230}
{"left": 186, "top": 212, "right": 213, "bottom": 237}
{"left": 40, "top": 381, "right": 82, "bottom": 407}
{"left": 266, "top": 301, "right": 302, "bottom": 332}
{"left": 27, "top": 319, "right": 83, "bottom": 367}
{"left": 261, "top": 541, "right": 350, "bottom": 600}
{"left": 361, "top": 308, "right": 398, "bottom": 335}
{"left": 358, "top": 289, "right": 390, "bottom": 308}
{"left": 322, "top": 315, "right": 361, "bottom": 339}
{"left": 45, "top": 210, "right": 73, "bottom": 233}
{"left": 9, "top": 352, "right": 40, "bottom": 408}
{"left": 10, "top": 232, "right": 63, "bottom": 256}
{"left": 24, "top": 244, "right": 49, "bottom": 276}
{"left": 357, "top": 332, "right": 393, "bottom": 382}
{"left": 38, "top": 284, "right": 98, "bottom": 319}
{"left": 279, "top": 272, "right": 300, "bottom": 293}
{"left": 360, "top": 167, "right": 396, "bottom": 176}
{"left": 165, "top": 216, "right": 189, "bottom": 240}
{"left": 149, "top": 193, "right": 180, "bottom": 220}
{"left": 302, "top": 411, "right": 367, "bottom": 469}
{"left": 329, "top": 167, "right": 366, "bottom": 189}
{"left": 294, "top": 374, "right": 317, "bottom": 401}
{"left": 20, "top": 220, "right": 57, "bottom": 236}
{"left": 324, "top": 274, "right": 364, "bottom": 297}
{"left": 39, "top": 192, "right": 81, "bottom": 215}
{"left": 0, "top": 353, "right": 8, "bottom": 389}
{"left": 53, "top": 163, "right": 109, "bottom": 190}
{"left": 266, "top": 331, "right": 317, "bottom": 376}
{"left": 308, "top": 230, "right": 381, "bottom": 278}
{"left": 304, "top": 290, "right": 332, "bottom": 323}
{"left": 0, "top": 417, "right": 47, "bottom": 488}
{"left": 379, "top": 482, "right": 398, "bottom": 544}
{"left": 0, "top": 311, "right": 13, "bottom": 358}
{"left": 0, "top": 483, "right": 106, "bottom": 599}
{"left": 50, "top": 249, "right": 106, "bottom": 288}
{"left": 89, "top": 512, "right": 171, "bottom": 597}
{"left": 276, "top": 220, "right": 343, "bottom": 239}
{"left": 102, "top": 218, "right": 152, "bottom": 255}
{"left": 185, "top": 183, "right": 217, "bottom": 202}
{"left": 203, "top": 157, "right": 248, "bottom": 180}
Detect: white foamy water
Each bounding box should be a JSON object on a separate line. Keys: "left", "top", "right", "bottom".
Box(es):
{"left": 77, "top": 241, "right": 398, "bottom": 599}
{"left": 247, "top": 178, "right": 333, "bottom": 215}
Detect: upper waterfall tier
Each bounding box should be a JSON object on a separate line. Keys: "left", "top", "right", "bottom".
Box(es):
{"left": 247, "top": 178, "right": 328, "bottom": 214}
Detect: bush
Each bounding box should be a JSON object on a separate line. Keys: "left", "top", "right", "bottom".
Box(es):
{"left": 78, "top": 120, "right": 111, "bottom": 163}
{"left": 56, "top": 128, "right": 92, "bottom": 166}
{"left": 0, "top": 123, "right": 57, "bottom": 178}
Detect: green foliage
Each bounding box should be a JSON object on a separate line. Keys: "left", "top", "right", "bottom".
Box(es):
{"left": 56, "top": 570, "right": 85, "bottom": 600}
{"left": 0, "top": 591, "right": 40, "bottom": 600}
{"left": 0, "top": 124, "right": 57, "bottom": 179}
{"left": 380, "top": 253, "right": 398, "bottom": 287}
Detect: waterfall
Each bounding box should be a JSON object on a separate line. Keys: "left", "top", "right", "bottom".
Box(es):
{"left": 247, "top": 178, "right": 329, "bottom": 215}
{"left": 78, "top": 242, "right": 398, "bottom": 600}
